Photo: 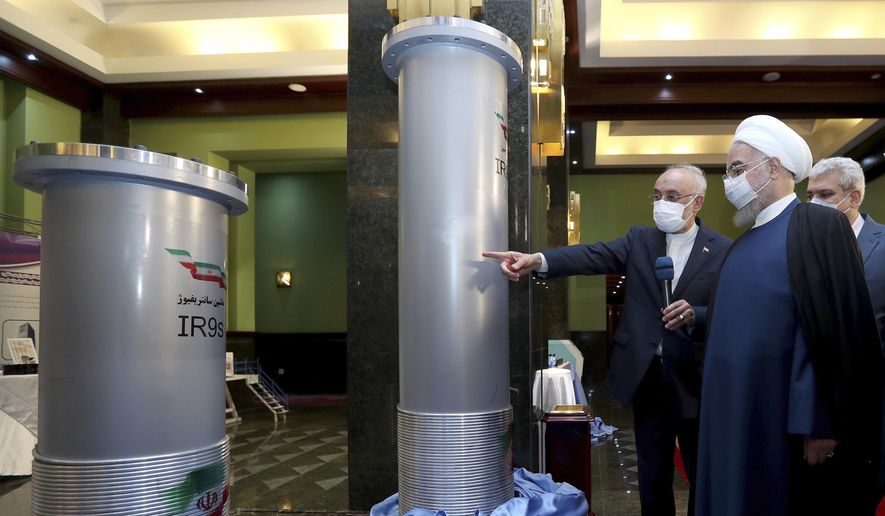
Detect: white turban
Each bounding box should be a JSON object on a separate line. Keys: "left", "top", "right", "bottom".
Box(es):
{"left": 732, "top": 115, "right": 813, "bottom": 182}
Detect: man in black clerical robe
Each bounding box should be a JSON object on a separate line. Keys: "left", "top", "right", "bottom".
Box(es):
{"left": 807, "top": 155, "right": 885, "bottom": 499}
{"left": 696, "top": 115, "right": 883, "bottom": 516}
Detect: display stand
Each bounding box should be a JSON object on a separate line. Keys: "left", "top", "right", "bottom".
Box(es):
{"left": 542, "top": 405, "right": 593, "bottom": 510}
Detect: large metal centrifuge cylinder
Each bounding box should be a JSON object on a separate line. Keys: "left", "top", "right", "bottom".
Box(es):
{"left": 14, "top": 143, "right": 248, "bottom": 515}
{"left": 381, "top": 17, "right": 523, "bottom": 515}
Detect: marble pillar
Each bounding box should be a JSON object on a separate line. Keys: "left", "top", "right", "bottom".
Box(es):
{"left": 81, "top": 93, "right": 129, "bottom": 147}
{"left": 543, "top": 155, "right": 570, "bottom": 340}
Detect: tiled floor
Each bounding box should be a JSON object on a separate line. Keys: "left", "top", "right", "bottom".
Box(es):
{"left": 0, "top": 392, "right": 690, "bottom": 515}
{"left": 227, "top": 403, "right": 353, "bottom": 514}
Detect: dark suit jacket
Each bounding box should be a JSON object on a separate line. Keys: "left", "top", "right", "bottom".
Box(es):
{"left": 542, "top": 220, "right": 731, "bottom": 419}
{"left": 858, "top": 214, "right": 885, "bottom": 348}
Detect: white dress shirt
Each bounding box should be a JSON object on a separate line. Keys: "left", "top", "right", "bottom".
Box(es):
{"left": 668, "top": 222, "right": 698, "bottom": 291}
{"left": 851, "top": 213, "right": 865, "bottom": 238}
{"left": 753, "top": 193, "right": 797, "bottom": 228}
{"left": 659, "top": 222, "right": 699, "bottom": 355}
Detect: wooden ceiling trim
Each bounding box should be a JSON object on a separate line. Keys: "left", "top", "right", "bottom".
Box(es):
{"left": 113, "top": 76, "right": 348, "bottom": 118}
{"left": 0, "top": 31, "right": 104, "bottom": 111}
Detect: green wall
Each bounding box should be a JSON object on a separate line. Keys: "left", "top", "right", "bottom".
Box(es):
{"left": 130, "top": 112, "right": 346, "bottom": 332}
{"left": 229, "top": 165, "right": 256, "bottom": 334}
{"left": 255, "top": 172, "right": 346, "bottom": 333}
{"left": 1, "top": 80, "right": 81, "bottom": 221}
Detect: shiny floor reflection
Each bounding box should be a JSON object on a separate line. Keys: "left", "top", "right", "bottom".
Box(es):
{"left": 0, "top": 391, "right": 688, "bottom": 515}
{"left": 588, "top": 385, "right": 689, "bottom": 516}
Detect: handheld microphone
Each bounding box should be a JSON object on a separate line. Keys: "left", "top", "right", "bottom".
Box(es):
{"left": 654, "top": 256, "right": 674, "bottom": 309}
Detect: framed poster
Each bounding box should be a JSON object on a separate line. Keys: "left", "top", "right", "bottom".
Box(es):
{"left": 0, "top": 229, "right": 40, "bottom": 365}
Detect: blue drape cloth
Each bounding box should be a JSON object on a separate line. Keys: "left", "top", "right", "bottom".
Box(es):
{"left": 571, "top": 370, "right": 588, "bottom": 405}
{"left": 369, "top": 468, "right": 589, "bottom": 516}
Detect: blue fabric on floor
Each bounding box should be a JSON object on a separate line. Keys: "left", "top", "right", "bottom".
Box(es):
{"left": 590, "top": 416, "right": 617, "bottom": 444}
{"left": 369, "top": 468, "right": 589, "bottom": 516}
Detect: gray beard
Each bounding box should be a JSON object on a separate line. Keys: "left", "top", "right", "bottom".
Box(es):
{"left": 733, "top": 196, "right": 766, "bottom": 228}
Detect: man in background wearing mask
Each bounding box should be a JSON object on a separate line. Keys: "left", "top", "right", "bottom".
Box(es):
{"left": 807, "top": 157, "right": 884, "bottom": 346}
{"left": 696, "top": 116, "right": 882, "bottom": 516}
{"left": 484, "top": 165, "right": 731, "bottom": 516}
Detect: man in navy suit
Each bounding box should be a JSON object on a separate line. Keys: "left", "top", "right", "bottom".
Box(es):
{"left": 807, "top": 156, "right": 885, "bottom": 488}
{"left": 807, "top": 157, "right": 884, "bottom": 346}
{"left": 484, "top": 165, "right": 731, "bottom": 516}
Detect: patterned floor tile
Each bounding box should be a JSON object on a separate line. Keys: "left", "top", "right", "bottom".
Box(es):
{"left": 315, "top": 476, "right": 348, "bottom": 491}
{"left": 317, "top": 452, "right": 346, "bottom": 463}
{"left": 293, "top": 463, "right": 324, "bottom": 475}
{"left": 262, "top": 475, "right": 298, "bottom": 491}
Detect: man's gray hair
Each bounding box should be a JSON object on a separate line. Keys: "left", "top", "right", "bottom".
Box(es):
{"left": 810, "top": 157, "right": 866, "bottom": 201}
{"left": 665, "top": 163, "right": 707, "bottom": 195}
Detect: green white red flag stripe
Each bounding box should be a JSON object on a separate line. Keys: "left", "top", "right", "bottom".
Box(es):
{"left": 166, "top": 248, "right": 226, "bottom": 289}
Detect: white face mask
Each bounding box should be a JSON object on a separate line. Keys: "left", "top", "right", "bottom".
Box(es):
{"left": 653, "top": 198, "right": 694, "bottom": 233}
{"left": 723, "top": 159, "right": 772, "bottom": 209}
{"left": 810, "top": 193, "right": 850, "bottom": 213}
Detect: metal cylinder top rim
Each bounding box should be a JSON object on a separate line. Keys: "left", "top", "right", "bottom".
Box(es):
{"left": 14, "top": 142, "right": 248, "bottom": 215}
{"left": 15, "top": 142, "right": 247, "bottom": 194}
{"left": 380, "top": 16, "right": 523, "bottom": 90}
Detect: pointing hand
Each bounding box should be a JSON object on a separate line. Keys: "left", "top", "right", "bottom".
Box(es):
{"left": 482, "top": 251, "right": 542, "bottom": 281}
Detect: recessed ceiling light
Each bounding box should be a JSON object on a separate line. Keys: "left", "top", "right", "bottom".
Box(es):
{"left": 872, "top": 73, "right": 882, "bottom": 80}
{"left": 26, "top": 53, "right": 37, "bottom": 61}
{"left": 572, "top": 160, "right": 578, "bottom": 165}
{"left": 664, "top": 73, "right": 673, "bottom": 80}
{"left": 288, "top": 83, "right": 307, "bottom": 93}
{"left": 194, "top": 88, "right": 204, "bottom": 94}
{"left": 762, "top": 72, "right": 781, "bottom": 82}
{"left": 568, "top": 129, "right": 576, "bottom": 134}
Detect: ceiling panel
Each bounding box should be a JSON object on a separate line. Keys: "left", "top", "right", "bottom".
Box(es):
{"left": 583, "top": 118, "right": 877, "bottom": 167}
{"left": 579, "top": 0, "right": 885, "bottom": 68}
{"left": 0, "top": 0, "right": 347, "bottom": 82}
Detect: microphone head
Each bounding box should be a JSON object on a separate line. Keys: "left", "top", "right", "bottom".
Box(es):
{"left": 655, "top": 256, "right": 674, "bottom": 280}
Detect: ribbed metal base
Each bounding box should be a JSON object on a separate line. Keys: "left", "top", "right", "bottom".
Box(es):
{"left": 31, "top": 437, "right": 230, "bottom": 515}
{"left": 397, "top": 406, "right": 513, "bottom": 515}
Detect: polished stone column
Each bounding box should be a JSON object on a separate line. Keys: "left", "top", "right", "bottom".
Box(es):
{"left": 346, "top": 1, "right": 535, "bottom": 509}
{"left": 346, "top": 2, "right": 400, "bottom": 510}
{"left": 543, "top": 155, "right": 570, "bottom": 340}
{"left": 81, "top": 93, "right": 129, "bottom": 147}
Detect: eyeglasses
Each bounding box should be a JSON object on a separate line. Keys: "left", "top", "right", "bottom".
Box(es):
{"left": 723, "top": 157, "right": 770, "bottom": 180}
{"left": 649, "top": 192, "right": 697, "bottom": 204}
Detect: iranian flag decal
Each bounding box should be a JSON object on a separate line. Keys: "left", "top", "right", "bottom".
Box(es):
{"left": 166, "top": 248, "right": 227, "bottom": 289}
{"left": 160, "top": 462, "right": 228, "bottom": 515}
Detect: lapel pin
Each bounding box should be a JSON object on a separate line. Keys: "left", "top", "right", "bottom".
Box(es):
{"left": 703, "top": 246, "right": 710, "bottom": 253}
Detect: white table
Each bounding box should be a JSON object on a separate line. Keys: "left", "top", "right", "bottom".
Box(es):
{"left": 531, "top": 368, "right": 576, "bottom": 413}
{"left": 0, "top": 374, "right": 38, "bottom": 476}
